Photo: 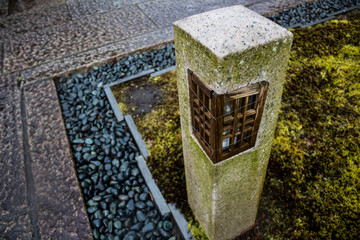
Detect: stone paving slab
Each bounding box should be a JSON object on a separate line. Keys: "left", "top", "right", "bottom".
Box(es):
{"left": 20, "top": 27, "right": 173, "bottom": 82}
{"left": 0, "top": 210, "right": 33, "bottom": 240}
{"left": 248, "top": 0, "right": 316, "bottom": 16}
{"left": 137, "top": 0, "right": 262, "bottom": 28}
{"left": 2, "top": 0, "right": 303, "bottom": 78}
{"left": 23, "top": 79, "right": 92, "bottom": 239}
{"left": 67, "top": 0, "right": 147, "bottom": 19}
{"left": 7, "top": 0, "right": 68, "bottom": 14}
{"left": 0, "top": 74, "right": 32, "bottom": 240}
{"left": 1, "top": 3, "right": 71, "bottom": 35}
{"left": 4, "top": 4, "right": 157, "bottom": 74}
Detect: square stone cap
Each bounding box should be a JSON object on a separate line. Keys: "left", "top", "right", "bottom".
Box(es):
{"left": 173, "top": 5, "right": 293, "bottom": 60}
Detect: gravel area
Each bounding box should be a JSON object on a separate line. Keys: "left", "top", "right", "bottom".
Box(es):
{"left": 56, "top": 45, "right": 176, "bottom": 240}
{"left": 268, "top": 0, "right": 359, "bottom": 28}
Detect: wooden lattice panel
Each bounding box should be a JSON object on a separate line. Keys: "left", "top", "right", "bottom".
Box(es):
{"left": 188, "top": 69, "right": 268, "bottom": 164}
{"left": 188, "top": 70, "right": 214, "bottom": 158}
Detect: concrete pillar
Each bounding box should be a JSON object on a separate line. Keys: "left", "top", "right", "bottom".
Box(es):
{"left": 174, "top": 5, "right": 293, "bottom": 240}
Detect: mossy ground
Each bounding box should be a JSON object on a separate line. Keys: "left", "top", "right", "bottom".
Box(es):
{"left": 112, "top": 11, "right": 360, "bottom": 239}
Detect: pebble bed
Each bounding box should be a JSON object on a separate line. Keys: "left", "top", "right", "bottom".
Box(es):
{"left": 56, "top": 2, "right": 359, "bottom": 239}
{"left": 268, "top": 0, "right": 359, "bottom": 28}
{"left": 57, "top": 45, "right": 176, "bottom": 240}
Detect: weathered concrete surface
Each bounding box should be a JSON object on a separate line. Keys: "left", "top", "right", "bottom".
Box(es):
{"left": 248, "top": 0, "right": 317, "bottom": 16}
{"left": 174, "top": 4, "right": 292, "bottom": 63}
{"left": 0, "top": 73, "right": 92, "bottom": 239}
{"left": 1, "top": 3, "right": 72, "bottom": 35}
{"left": 0, "top": 74, "right": 32, "bottom": 240}
{"left": 174, "top": 5, "right": 293, "bottom": 240}
{"left": 20, "top": 27, "right": 174, "bottom": 82}
{"left": 138, "top": 0, "right": 264, "bottom": 28}
{"left": 4, "top": 5, "right": 157, "bottom": 73}
{"left": 23, "top": 79, "right": 92, "bottom": 239}
{"left": 66, "top": 0, "right": 145, "bottom": 19}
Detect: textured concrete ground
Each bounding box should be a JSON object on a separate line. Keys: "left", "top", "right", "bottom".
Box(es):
{"left": 0, "top": 0, "right": 306, "bottom": 239}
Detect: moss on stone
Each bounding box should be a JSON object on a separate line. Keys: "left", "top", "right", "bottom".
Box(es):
{"left": 175, "top": 10, "right": 293, "bottom": 238}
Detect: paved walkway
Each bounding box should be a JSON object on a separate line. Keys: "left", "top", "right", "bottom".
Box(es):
{"left": 0, "top": 0, "right": 304, "bottom": 239}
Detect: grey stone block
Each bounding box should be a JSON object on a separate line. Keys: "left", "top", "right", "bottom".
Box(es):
{"left": 0, "top": 74, "right": 32, "bottom": 239}
{"left": 23, "top": 79, "right": 92, "bottom": 239}
{"left": 174, "top": 5, "right": 293, "bottom": 239}
{"left": 168, "top": 203, "right": 194, "bottom": 240}
{"left": 125, "top": 115, "right": 149, "bottom": 159}
{"left": 136, "top": 155, "right": 170, "bottom": 215}
{"left": 104, "top": 86, "right": 124, "bottom": 122}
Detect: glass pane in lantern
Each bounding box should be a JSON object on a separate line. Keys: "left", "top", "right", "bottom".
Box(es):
{"left": 224, "top": 101, "right": 233, "bottom": 115}
{"left": 222, "top": 138, "right": 230, "bottom": 150}
{"left": 223, "top": 130, "right": 231, "bottom": 136}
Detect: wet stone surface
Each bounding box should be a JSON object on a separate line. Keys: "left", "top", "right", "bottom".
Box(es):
{"left": 56, "top": 44, "right": 176, "bottom": 239}
{"left": 24, "top": 79, "right": 92, "bottom": 239}
{"left": 1, "top": 3, "right": 72, "bottom": 35}
{"left": 0, "top": 74, "right": 32, "bottom": 240}
{"left": 4, "top": 4, "right": 157, "bottom": 73}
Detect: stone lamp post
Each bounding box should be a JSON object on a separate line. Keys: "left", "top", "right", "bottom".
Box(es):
{"left": 174, "top": 5, "right": 293, "bottom": 240}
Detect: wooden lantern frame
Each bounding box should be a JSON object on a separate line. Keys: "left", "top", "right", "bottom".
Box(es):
{"left": 188, "top": 69, "right": 269, "bottom": 164}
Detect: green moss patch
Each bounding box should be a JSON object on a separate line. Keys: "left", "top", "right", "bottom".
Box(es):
{"left": 112, "top": 11, "right": 360, "bottom": 239}
{"left": 254, "top": 13, "right": 360, "bottom": 240}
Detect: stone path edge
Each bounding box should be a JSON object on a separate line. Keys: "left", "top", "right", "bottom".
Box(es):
{"left": 168, "top": 204, "right": 194, "bottom": 240}
{"left": 22, "top": 78, "right": 93, "bottom": 239}
{"left": 137, "top": 155, "right": 193, "bottom": 240}
{"left": 135, "top": 155, "right": 169, "bottom": 216}
{"left": 125, "top": 115, "right": 150, "bottom": 159}
{"left": 103, "top": 76, "right": 191, "bottom": 238}
{"left": 104, "top": 87, "right": 124, "bottom": 122}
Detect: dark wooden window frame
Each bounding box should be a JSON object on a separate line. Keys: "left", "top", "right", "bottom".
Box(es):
{"left": 188, "top": 69, "right": 269, "bottom": 164}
